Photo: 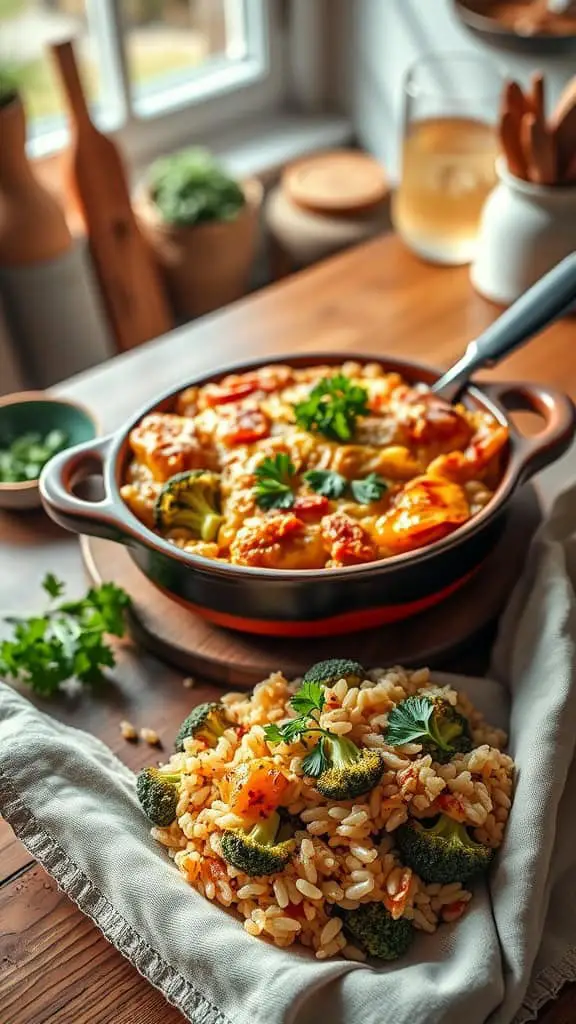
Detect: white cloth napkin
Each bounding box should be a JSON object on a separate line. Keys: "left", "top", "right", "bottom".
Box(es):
{"left": 2, "top": 486, "right": 576, "bottom": 1024}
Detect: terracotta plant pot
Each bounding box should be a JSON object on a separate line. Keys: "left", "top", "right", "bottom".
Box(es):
{"left": 135, "top": 178, "right": 263, "bottom": 319}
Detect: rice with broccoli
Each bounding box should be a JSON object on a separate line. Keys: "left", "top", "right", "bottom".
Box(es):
{"left": 138, "top": 661, "right": 514, "bottom": 962}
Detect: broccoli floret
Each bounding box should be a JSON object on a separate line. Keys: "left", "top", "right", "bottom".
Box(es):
{"left": 220, "top": 810, "right": 295, "bottom": 876}
{"left": 314, "top": 735, "right": 384, "bottom": 800}
{"left": 385, "top": 695, "right": 472, "bottom": 764}
{"left": 136, "top": 766, "right": 182, "bottom": 826}
{"left": 174, "top": 701, "right": 229, "bottom": 752}
{"left": 302, "top": 659, "right": 365, "bottom": 688}
{"left": 395, "top": 814, "right": 494, "bottom": 884}
{"left": 154, "top": 469, "right": 223, "bottom": 541}
{"left": 334, "top": 902, "right": 414, "bottom": 961}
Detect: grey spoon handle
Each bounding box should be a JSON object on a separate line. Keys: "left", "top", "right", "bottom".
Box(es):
{"left": 433, "top": 252, "right": 576, "bottom": 401}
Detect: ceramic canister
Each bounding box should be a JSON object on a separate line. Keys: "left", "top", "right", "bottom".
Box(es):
{"left": 471, "top": 157, "right": 576, "bottom": 306}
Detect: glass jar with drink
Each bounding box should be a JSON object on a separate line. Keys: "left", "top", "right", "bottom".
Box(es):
{"left": 392, "top": 53, "right": 503, "bottom": 266}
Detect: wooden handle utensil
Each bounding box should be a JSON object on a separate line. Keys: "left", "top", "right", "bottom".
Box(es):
{"left": 500, "top": 108, "right": 529, "bottom": 179}
{"left": 50, "top": 40, "right": 173, "bottom": 352}
{"left": 551, "top": 76, "right": 576, "bottom": 180}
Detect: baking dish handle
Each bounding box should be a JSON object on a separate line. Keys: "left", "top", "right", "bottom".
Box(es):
{"left": 39, "top": 434, "right": 130, "bottom": 541}
{"left": 481, "top": 380, "right": 575, "bottom": 483}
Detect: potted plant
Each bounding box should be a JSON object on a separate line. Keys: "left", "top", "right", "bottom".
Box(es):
{"left": 135, "top": 147, "right": 262, "bottom": 318}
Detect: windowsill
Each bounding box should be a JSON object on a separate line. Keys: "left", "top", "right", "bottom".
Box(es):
{"left": 34, "top": 111, "right": 354, "bottom": 236}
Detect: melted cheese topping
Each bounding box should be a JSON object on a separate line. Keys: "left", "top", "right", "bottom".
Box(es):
{"left": 120, "top": 362, "right": 508, "bottom": 569}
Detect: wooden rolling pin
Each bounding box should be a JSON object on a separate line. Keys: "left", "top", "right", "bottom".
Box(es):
{"left": 50, "top": 40, "right": 173, "bottom": 352}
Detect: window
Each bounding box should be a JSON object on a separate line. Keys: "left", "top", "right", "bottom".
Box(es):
{"left": 1, "top": 0, "right": 285, "bottom": 162}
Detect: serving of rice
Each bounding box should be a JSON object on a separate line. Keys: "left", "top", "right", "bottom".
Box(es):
{"left": 149, "top": 666, "right": 514, "bottom": 961}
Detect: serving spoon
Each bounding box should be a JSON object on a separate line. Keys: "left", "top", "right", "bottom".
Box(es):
{"left": 433, "top": 252, "right": 576, "bottom": 402}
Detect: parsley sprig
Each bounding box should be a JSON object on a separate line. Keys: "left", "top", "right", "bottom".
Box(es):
{"left": 264, "top": 680, "right": 333, "bottom": 776}
{"left": 304, "top": 468, "right": 388, "bottom": 505}
{"left": 385, "top": 696, "right": 447, "bottom": 749}
{"left": 254, "top": 453, "right": 296, "bottom": 510}
{"left": 0, "top": 574, "right": 130, "bottom": 697}
{"left": 294, "top": 375, "right": 369, "bottom": 442}
{"left": 350, "top": 472, "right": 388, "bottom": 504}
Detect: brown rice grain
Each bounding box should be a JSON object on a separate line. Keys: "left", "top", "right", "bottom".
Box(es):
{"left": 295, "top": 879, "right": 323, "bottom": 900}
{"left": 271, "top": 917, "right": 301, "bottom": 933}
{"left": 273, "top": 879, "right": 290, "bottom": 908}
{"left": 303, "top": 902, "right": 317, "bottom": 921}
{"left": 345, "top": 879, "right": 374, "bottom": 899}
{"left": 320, "top": 918, "right": 343, "bottom": 945}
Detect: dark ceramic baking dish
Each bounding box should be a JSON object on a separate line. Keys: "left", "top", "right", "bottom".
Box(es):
{"left": 40, "top": 353, "right": 575, "bottom": 637}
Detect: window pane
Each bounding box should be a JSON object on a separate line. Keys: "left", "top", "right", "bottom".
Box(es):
{"left": 0, "top": 0, "right": 103, "bottom": 139}
{"left": 122, "top": 0, "right": 248, "bottom": 104}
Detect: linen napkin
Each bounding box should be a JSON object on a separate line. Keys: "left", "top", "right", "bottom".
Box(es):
{"left": 3, "top": 486, "right": 576, "bottom": 1024}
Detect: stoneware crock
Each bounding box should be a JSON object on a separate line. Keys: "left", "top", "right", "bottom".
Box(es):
{"left": 39, "top": 353, "right": 575, "bottom": 636}
{"left": 471, "top": 158, "right": 576, "bottom": 306}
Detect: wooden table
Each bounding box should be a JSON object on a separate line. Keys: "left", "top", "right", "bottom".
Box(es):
{"left": 1, "top": 234, "right": 576, "bottom": 1024}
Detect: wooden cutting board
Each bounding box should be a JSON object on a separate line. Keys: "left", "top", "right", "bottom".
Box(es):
{"left": 81, "top": 485, "right": 540, "bottom": 689}
{"left": 51, "top": 40, "right": 173, "bottom": 353}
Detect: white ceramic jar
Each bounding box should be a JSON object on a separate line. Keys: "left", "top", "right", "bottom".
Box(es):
{"left": 471, "top": 158, "right": 576, "bottom": 306}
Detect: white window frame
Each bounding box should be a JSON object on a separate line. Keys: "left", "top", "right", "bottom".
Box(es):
{"left": 28, "top": 0, "right": 288, "bottom": 166}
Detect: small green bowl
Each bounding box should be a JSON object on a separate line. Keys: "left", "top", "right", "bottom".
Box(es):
{"left": 0, "top": 392, "right": 98, "bottom": 511}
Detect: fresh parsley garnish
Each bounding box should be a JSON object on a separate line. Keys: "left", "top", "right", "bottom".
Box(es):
{"left": 294, "top": 375, "right": 369, "bottom": 442}
{"left": 385, "top": 696, "right": 440, "bottom": 747}
{"left": 305, "top": 467, "right": 387, "bottom": 505}
{"left": 350, "top": 472, "right": 388, "bottom": 504}
{"left": 254, "top": 453, "right": 296, "bottom": 510}
{"left": 264, "top": 680, "right": 333, "bottom": 776}
{"left": 303, "top": 469, "right": 347, "bottom": 499}
{"left": 301, "top": 737, "right": 330, "bottom": 777}
{"left": 0, "top": 429, "right": 69, "bottom": 483}
{"left": 290, "top": 679, "right": 325, "bottom": 717}
{"left": 0, "top": 575, "right": 130, "bottom": 697}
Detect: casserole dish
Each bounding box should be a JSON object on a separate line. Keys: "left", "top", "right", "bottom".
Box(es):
{"left": 39, "top": 352, "right": 574, "bottom": 637}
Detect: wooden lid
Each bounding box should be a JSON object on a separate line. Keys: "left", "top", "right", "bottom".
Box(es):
{"left": 282, "top": 150, "right": 389, "bottom": 216}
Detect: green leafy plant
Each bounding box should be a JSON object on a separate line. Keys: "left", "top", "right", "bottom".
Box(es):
{"left": 148, "top": 147, "right": 245, "bottom": 227}
{"left": 0, "top": 574, "right": 130, "bottom": 696}
{"left": 294, "top": 375, "right": 369, "bottom": 442}
{"left": 254, "top": 453, "right": 296, "bottom": 510}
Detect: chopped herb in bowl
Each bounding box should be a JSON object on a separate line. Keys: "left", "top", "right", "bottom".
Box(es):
{"left": 0, "top": 430, "right": 69, "bottom": 484}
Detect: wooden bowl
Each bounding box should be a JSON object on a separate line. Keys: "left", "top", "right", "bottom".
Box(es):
{"left": 0, "top": 392, "right": 98, "bottom": 511}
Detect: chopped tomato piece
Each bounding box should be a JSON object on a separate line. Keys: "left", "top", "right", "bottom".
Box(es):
{"left": 375, "top": 477, "right": 470, "bottom": 554}
{"left": 382, "top": 868, "right": 413, "bottom": 920}
{"left": 217, "top": 406, "right": 271, "bottom": 446}
{"left": 200, "top": 367, "right": 294, "bottom": 408}
{"left": 293, "top": 494, "right": 330, "bottom": 519}
{"left": 227, "top": 759, "right": 290, "bottom": 820}
{"left": 321, "top": 512, "right": 377, "bottom": 565}
{"left": 200, "top": 380, "right": 260, "bottom": 408}
{"left": 283, "top": 901, "right": 306, "bottom": 920}
{"left": 435, "top": 793, "right": 467, "bottom": 822}
{"left": 441, "top": 900, "right": 468, "bottom": 922}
